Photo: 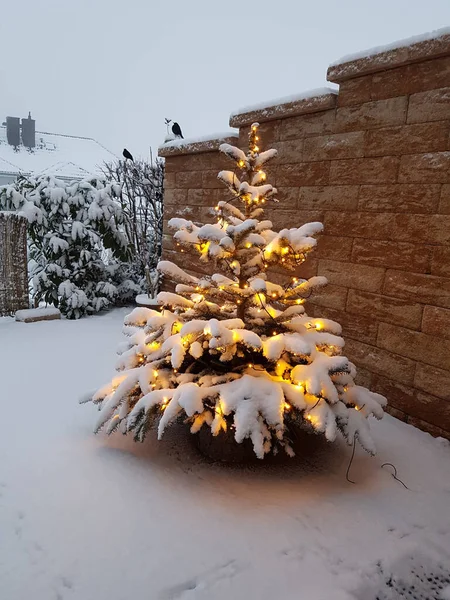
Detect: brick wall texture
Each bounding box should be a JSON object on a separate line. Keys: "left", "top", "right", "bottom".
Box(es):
{"left": 159, "top": 31, "right": 450, "bottom": 440}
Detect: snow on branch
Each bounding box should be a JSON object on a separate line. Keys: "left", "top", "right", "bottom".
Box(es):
{"left": 254, "top": 149, "right": 277, "bottom": 168}
{"left": 218, "top": 171, "right": 240, "bottom": 192}
{"left": 219, "top": 144, "right": 247, "bottom": 166}
{"left": 158, "top": 260, "right": 199, "bottom": 285}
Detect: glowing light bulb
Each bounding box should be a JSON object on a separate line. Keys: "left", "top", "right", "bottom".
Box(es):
{"left": 284, "top": 402, "right": 291, "bottom": 410}
{"left": 248, "top": 363, "right": 253, "bottom": 368}
{"left": 315, "top": 322, "right": 323, "bottom": 331}
{"left": 272, "top": 293, "right": 277, "bottom": 298}
{"left": 238, "top": 160, "right": 245, "bottom": 167}
{"left": 254, "top": 146, "right": 259, "bottom": 152}
{"left": 153, "top": 370, "right": 158, "bottom": 378}
{"left": 245, "top": 243, "right": 252, "bottom": 248}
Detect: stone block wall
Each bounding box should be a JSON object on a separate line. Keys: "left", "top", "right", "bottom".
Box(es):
{"left": 0, "top": 212, "right": 28, "bottom": 316}
{"left": 159, "top": 29, "right": 450, "bottom": 439}
{"left": 160, "top": 135, "right": 240, "bottom": 286}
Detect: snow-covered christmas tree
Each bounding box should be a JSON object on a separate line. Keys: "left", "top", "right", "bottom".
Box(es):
{"left": 84, "top": 124, "right": 386, "bottom": 458}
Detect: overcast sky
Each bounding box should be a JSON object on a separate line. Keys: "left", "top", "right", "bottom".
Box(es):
{"left": 1, "top": 0, "right": 449, "bottom": 160}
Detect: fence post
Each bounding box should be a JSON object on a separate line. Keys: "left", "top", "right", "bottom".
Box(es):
{"left": 0, "top": 212, "right": 28, "bottom": 316}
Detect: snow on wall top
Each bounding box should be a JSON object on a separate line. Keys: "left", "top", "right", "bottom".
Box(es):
{"left": 158, "top": 131, "right": 239, "bottom": 157}
{"left": 0, "top": 126, "right": 117, "bottom": 181}
{"left": 328, "top": 26, "right": 450, "bottom": 83}
{"left": 229, "top": 88, "right": 338, "bottom": 127}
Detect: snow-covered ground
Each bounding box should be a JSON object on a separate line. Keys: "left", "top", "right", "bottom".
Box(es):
{"left": 1, "top": 309, "right": 450, "bottom": 600}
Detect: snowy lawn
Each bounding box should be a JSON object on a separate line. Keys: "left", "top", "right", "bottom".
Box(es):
{"left": 1, "top": 308, "right": 450, "bottom": 600}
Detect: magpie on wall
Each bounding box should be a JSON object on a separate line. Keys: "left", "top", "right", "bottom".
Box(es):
{"left": 123, "top": 148, "right": 134, "bottom": 161}
{"left": 171, "top": 122, "right": 184, "bottom": 139}
{"left": 165, "top": 119, "right": 184, "bottom": 139}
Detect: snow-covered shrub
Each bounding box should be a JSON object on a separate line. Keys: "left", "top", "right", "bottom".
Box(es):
{"left": 83, "top": 125, "right": 386, "bottom": 458}
{"left": 0, "top": 175, "right": 131, "bottom": 319}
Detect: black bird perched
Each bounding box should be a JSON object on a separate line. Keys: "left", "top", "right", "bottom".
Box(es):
{"left": 171, "top": 122, "right": 184, "bottom": 139}
{"left": 122, "top": 148, "right": 134, "bottom": 161}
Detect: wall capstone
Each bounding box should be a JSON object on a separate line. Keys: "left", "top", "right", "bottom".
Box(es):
{"left": 229, "top": 88, "right": 338, "bottom": 127}
{"left": 327, "top": 26, "right": 450, "bottom": 82}
{"left": 159, "top": 132, "right": 238, "bottom": 157}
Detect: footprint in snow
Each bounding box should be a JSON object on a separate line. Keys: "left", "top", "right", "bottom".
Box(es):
{"left": 280, "top": 545, "right": 306, "bottom": 561}
{"left": 61, "top": 576, "right": 74, "bottom": 590}
{"left": 160, "top": 559, "right": 244, "bottom": 599}
{"left": 53, "top": 576, "right": 74, "bottom": 600}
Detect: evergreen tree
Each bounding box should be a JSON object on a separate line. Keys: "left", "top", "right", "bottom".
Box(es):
{"left": 84, "top": 124, "right": 386, "bottom": 458}
{"left": 0, "top": 174, "right": 131, "bottom": 318}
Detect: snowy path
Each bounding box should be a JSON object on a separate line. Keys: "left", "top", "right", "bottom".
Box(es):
{"left": 1, "top": 309, "right": 450, "bottom": 600}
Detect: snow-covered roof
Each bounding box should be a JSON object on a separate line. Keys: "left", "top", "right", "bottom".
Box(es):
{"left": 0, "top": 156, "right": 19, "bottom": 176}
{"left": 0, "top": 126, "right": 117, "bottom": 181}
